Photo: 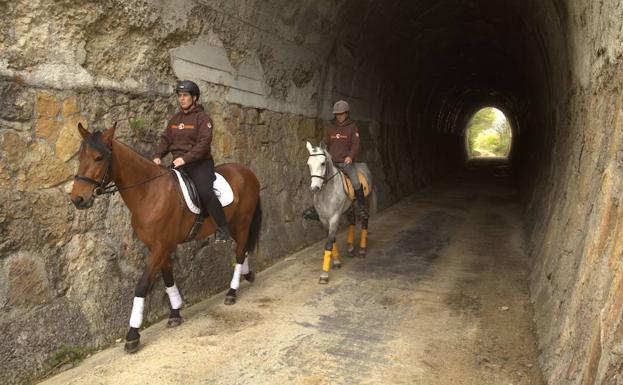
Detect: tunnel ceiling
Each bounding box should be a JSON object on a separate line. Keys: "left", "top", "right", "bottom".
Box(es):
{"left": 327, "top": 0, "right": 560, "bottom": 140}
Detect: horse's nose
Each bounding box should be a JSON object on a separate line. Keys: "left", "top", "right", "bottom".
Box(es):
{"left": 71, "top": 196, "right": 85, "bottom": 208}
{"left": 311, "top": 186, "right": 320, "bottom": 193}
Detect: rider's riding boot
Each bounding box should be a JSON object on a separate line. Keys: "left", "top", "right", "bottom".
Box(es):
{"left": 355, "top": 187, "right": 368, "bottom": 219}
{"left": 205, "top": 194, "right": 232, "bottom": 243}
{"left": 302, "top": 206, "right": 320, "bottom": 221}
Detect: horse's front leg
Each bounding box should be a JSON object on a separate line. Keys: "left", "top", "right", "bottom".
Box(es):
{"left": 319, "top": 215, "right": 340, "bottom": 284}
{"left": 124, "top": 244, "right": 169, "bottom": 353}
{"left": 161, "top": 260, "right": 183, "bottom": 327}
{"left": 224, "top": 226, "right": 255, "bottom": 306}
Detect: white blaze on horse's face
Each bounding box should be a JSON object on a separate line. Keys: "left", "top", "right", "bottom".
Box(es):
{"left": 306, "top": 141, "right": 326, "bottom": 193}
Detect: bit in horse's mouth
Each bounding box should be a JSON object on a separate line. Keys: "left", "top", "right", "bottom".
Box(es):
{"left": 74, "top": 196, "right": 95, "bottom": 209}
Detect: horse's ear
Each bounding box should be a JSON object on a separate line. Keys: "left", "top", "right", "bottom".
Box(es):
{"left": 77, "top": 122, "right": 90, "bottom": 139}
{"left": 320, "top": 141, "right": 327, "bottom": 151}
{"left": 102, "top": 122, "right": 117, "bottom": 145}
{"left": 306, "top": 141, "right": 314, "bottom": 154}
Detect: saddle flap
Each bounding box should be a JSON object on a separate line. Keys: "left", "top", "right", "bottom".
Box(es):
{"left": 341, "top": 168, "right": 370, "bottom": 200}
{"left": 172, "top": 170, "right": 235, "bottom": 215}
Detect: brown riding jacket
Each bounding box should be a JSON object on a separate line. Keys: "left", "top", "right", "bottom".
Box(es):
{"left": 323, "top": 118, "right": 360, "bottom": 163}
{"left": 155, "top": 105, "right": 214, "bottom": 163}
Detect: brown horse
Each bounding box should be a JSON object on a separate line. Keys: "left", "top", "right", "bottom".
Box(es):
{"left": 70, "top": 123, "right": 261, "bottom": 353}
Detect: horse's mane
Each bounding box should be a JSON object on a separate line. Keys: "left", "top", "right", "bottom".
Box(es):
{"left": 113, "top": 139, "right": 159, "bottom": 166}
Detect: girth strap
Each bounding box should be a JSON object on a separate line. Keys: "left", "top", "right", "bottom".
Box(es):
{"left": 184, "top": 214, "right": 204, "bottom": 242}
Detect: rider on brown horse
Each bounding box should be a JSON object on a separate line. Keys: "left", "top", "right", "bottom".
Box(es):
{"left": 324, "top": 100, "right": 368, "bottom": 219}
{"left": 153, "top": 80, "right": 231, "bottom": 242}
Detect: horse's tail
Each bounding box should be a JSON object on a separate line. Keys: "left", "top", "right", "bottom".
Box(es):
{"left": 245, "top": 197, "right": 262, "bottom": 254}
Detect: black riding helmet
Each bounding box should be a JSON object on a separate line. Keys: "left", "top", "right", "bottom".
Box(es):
{"left": 175, "top": 80, "right": 200, "bottom": 101}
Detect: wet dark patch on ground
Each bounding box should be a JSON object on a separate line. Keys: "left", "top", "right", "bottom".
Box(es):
{"left": 353, "top": 210, "right": 464, "bottom": 279}
{"left": 286, "top": 210, "right": 465, "bottom": 382}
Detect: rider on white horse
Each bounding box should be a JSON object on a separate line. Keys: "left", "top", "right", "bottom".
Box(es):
{"left": 324, "top": 100, "right": 368, "bottom": 219}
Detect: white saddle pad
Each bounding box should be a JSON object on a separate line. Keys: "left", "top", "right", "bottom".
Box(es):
{"left": 173, "top": 170, "right": 234, "bottom": 214}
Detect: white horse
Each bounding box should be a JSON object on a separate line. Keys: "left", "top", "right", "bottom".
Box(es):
{"left": 305, "top": 141, "right": 374, "bottom": 284}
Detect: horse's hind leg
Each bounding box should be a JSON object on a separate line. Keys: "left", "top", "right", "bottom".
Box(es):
{"left": 224, "top": 227, "right": 253, "bottom": 305}
{"left": 162, "top": 260, "right": 183, "bottom": 327}
{"left": 359, "top": 215, "right": 369, "bottom": 258}
{"left": 347, "top": 207, "right": 356, "bottom": 258}
{"left": 124, "top": 244, "right": 169, "bottom": 353}
{"left": 331, "top": 241, "right": 341, "bottom": 269}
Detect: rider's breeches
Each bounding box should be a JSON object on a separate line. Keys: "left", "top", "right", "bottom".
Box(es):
{"left": 336, "top": 162, "right": 361, "bottom": 190}
{"left": 182, "top": 158, "right": 227, "bottom": 227}
{"left": 182, "top": 158, "right": 217, "bottom": 210}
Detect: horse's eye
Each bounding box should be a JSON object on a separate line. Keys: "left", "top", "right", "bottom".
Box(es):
{"left": 321, "top": 162, "right": 325, "bottom": 166}
{"left": 95, "top": 155, "right": 104, "bottom": 162}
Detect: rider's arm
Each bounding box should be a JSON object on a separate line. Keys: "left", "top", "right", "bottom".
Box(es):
{"left": 348, "top": 124, "right": 360, "bottom": 160}
{"left": 182, "top": 114, "right": 213, "bottom": 163}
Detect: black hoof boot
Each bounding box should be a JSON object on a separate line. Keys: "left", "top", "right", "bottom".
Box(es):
{"left": 124, "top": 338, "right": 140, "bottom": 353}
{"left": 348, "top": 247, "right": 356, "bottom": 258}
{"left": 224, "top": 288, "right": 237, "bottom": 305}
{"left": 124, "top": 327, "right": 141, "bottom": 353}
{"left": 167, "top": 317, "right": 183, "bottom": 328}
{"left": 244, "top": 271, "right": 255, "bottom": 283}
{"left": 166, "top": 309, "right": 182, "bottom": 328}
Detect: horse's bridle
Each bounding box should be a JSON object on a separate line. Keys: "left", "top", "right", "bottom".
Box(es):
{"left": 309, "top": 153, "right": 339, "bottom": 185}
{"left": 74, "top": 132, "right": 169, "bottom": 196}
{"left": 74, "top": 132, "right": 116, "bottom": 195}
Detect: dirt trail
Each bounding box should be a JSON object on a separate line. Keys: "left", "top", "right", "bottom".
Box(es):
{"left": 40, "top": 160, "right": 543, "bottom": 385}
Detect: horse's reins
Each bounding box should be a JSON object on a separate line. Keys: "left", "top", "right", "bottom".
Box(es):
{"left": 74, "top": 132, "right": 169, "bottom": 196}
{"left": 309, "top": 153, "right": 340, "bottom": 184}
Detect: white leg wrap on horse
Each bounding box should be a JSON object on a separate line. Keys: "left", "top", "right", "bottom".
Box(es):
{"left": 231, "top": 264, "right": 242, "bottom": 290}
{"left": 165, "top": 284, "right": 183, "bottom": 310}
{"left": 129, "top": 297, "right": 145, "bottom": 328}
{"left": 241, "top": 257, "right": 250, "bottom": 275}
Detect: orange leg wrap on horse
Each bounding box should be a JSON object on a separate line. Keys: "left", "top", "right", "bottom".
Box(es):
{"left": 359, "top": 229, "right": 368, "bottom": 249}
{"left": 332, "top": 242, "right": 340, "bottom": 259}
{"left": 347, "top": 225, "right": 355, "bottom": 245}
{"left": 322, "top": 250, "right": 332, "bottom": 272}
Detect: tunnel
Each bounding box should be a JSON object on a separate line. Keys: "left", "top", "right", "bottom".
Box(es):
{"left": 1, "top": 1, "right": 622, "bottom": 384}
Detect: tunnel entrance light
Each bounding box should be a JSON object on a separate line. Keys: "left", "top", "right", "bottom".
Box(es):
{"left": 466, "top": 107, "right": 512, "bottom": 158}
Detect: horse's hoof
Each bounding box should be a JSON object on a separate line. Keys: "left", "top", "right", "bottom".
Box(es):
{"left": 224, "top": 295, "right": 237, "bottom": 305}
{"left": 348, "top": 247, "right": 356, "bottom": 258}
{"left": 124, "top": 338, "right": 140, "bottom": 354}
{"left": 318, "top": 276, "right": 329, "bottom": 284}
{"left": 358, "top": 249, "right": 366, "bottom": 258}
{"left": 332, "top": 260, "right": 342, "bottom": 269}
{"left": 167, "top": 317, "right": 183, "bottom": 328}
{"left": 244, "top": 271, "right": 255, "bottom": 283}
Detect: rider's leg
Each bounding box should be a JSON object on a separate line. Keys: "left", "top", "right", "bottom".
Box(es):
{"left": 183, "top": 158, "right": 231, "bottom": 242}
{"left": 341, "top": 163, "right": 368, "bottom": 219}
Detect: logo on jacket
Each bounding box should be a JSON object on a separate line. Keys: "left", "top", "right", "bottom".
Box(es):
{"left": 178, "top": 123, "right": 185, "bottom": 130}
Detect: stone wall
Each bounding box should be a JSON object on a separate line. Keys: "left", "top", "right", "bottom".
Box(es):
{"left": 523, "top": 1, "right": 623, "bottom": 384}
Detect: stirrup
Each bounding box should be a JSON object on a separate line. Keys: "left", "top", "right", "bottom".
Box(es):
{"left": 302, "top": 206, "right": 320, "bottom": 221}
{"left": 215, "top": 227, "right": 232, "bottom": 243}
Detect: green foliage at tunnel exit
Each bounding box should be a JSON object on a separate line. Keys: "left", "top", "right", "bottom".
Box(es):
{"left": 466, "top": 107, "right": 512, "bottom": 158}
